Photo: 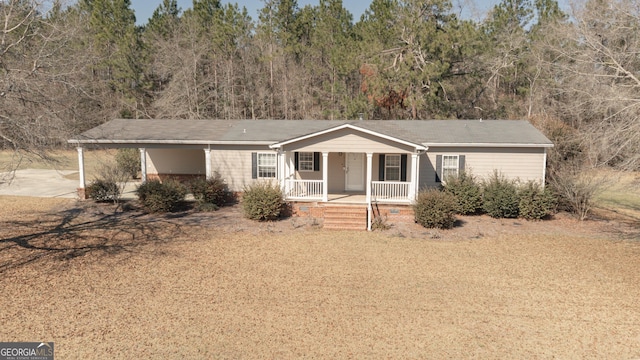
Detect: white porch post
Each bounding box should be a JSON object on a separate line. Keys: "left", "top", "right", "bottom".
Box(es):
{"left": 322, "top": 152, "right": 329, "bottom": 202}
{"left": 77, "top": 147, "right": 85, "bottom": 190}
{"left": 278, "top": 150, "right": 286, "bottom": 190}
{"left": 366, "top": 153, "right": 373, "bottom": 203}
{"left": 204, "top": 148, "right": 212, "bottom": 180}
{"left": 287, "top": 152, "right": 295, "bottom": 194}
{"left": 410, "top": 153, "right": 419, "bottom": 202}
{"left": 366, "top": 153, "right": 373, "bottom": 231}
{"left": 139, "top": 148, "right": 147, "bottom": 182}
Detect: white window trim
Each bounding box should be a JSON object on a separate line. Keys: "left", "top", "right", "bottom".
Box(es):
{"left": 385, "top": 154, "right": 401, "bottom": 182}
{"left": 442, "top": 155, "right": 459, "bottom": 181}
{"left": 298, "top": 152, "right": 314, "bottom": 172}
{"left": 257, "top": 152, "right": 277, "bottom": 179}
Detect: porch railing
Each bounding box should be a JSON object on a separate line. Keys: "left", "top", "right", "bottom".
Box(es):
{"left": 285, "top": 179, "right": 323, "bottom": 199}
{"left": 372, "top": 181, "right": 411, "bottom": 203}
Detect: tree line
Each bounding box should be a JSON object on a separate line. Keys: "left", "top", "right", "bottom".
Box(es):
{"left": 1, "top": 0, "right": 638, "bottom": 173}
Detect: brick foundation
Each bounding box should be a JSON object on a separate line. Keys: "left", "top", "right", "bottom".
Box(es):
{"left": 147, "top": 174, "right": 205, "bottom": 183}
{"left": 291, "top": 202, "right": 415, "bottom": 226}
{"left": 77, "top": 187, "right": 87, "bottom": 200}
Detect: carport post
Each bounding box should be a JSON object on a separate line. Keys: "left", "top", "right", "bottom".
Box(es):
{"left": 204, "top": 148, "right": 212, "bottom": 180}
{"left": 77, "top": 147, "right": 85, "bottom": 189}
{"left": 76, "top": 147, "right": 87, "bottom": 199}
{"left": 139, "top": 148, "right": 147, "bottom": 182}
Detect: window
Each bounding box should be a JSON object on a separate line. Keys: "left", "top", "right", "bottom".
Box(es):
{"left": 298, "top": 152, "right": 314, "bottom": 172}
{"left": 385, "top": 154, "right": 401, "bottom": 181}
{"left": 257, "top": 153, "right": 277, "bottom": 178}
{"left": 442, "top": 155, "right": 459, "bottom": 180}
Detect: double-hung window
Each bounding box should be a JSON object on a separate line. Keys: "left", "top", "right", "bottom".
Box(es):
{"left": 385, "top": 154, "right": 401, "bottom": 181}
{"left": 257, "top": 153, "right": 277, "bottom": 178}
{"left": 442, "top": 155, "right": 459, "bottom": 180}
{"left": 298, "top": 152, "right": 314, "bottom": 172}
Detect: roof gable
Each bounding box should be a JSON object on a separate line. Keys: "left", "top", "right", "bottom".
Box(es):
{"left": 269, "top": 123, "right": 427, "bottom": 151}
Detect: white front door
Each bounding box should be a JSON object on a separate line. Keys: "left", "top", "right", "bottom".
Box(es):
{"left": 345, "top": 153, "right": 365, "bottom": 191}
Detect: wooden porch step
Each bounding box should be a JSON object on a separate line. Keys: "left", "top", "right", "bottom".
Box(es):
{"left": 323, "top": 205, "right": 367, "bottom": 230}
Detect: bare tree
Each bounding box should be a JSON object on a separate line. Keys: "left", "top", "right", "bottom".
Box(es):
{"left": 1, "top": 1, "right": 119, "bottom": 174}
{"left": 544, "top": 0, "right": 640, "bottom": 171}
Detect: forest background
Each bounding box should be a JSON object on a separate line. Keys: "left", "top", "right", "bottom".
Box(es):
{"left": 1, "top": 0, "right": 639, "bottom": 178}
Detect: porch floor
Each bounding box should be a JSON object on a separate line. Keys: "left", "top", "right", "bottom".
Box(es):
{"left": 327, "top": 193, "right": 367, "bottom": 204}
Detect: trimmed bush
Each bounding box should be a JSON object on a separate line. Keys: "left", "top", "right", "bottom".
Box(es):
{"left": 86, "top": 162, "right": 129, "bottom": 203}
{"left": 443, "top": 172, "right": 483, "bottom": 215}
{"left": 136, "top": 179, "right": 187, "bottom": 213}
{"left": 115, "top": 148, "right": 141, "bottom": 179}
{"left": 414, "top": 189, "right": 458, "bottom": 229}
{"left": 188, "top": 175, "right": 230, "bottom": 208}
{"left": 86, "top": 179, "right": 120, "bottom": 202}
{"left": 519, "top": 181, "right": 557, "bottom": 220}
{"left": 482, "top": 171, "right": 520, "bottom": 218}
{"left": 242, "top": 181, "right": 286, "bottom": 221}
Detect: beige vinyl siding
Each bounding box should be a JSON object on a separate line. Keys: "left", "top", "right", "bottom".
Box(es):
{"left": 328, "top": 153, "right": 346, "bottom": 193}
{"left": 146, "top": 148, "right": 205, "bottom": 175}
{"left": 211, "top": 145, "right": 273, "bottom": 192}
{"left": 283, "top": 128, "right": 416, "bottom": 153}
{"left": 294, "top": 153, "right": 346, "bottom": 193}
{"left": 419, "top": 147, "right": 546, "bottom": 189}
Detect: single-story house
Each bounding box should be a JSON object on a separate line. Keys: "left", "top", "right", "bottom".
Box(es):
{"left": 69, "top": 119, "right": 553, "bottom": 229}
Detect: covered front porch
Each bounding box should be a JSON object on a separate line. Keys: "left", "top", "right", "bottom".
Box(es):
{"left": 269, "top": 124, "right": 428, "bottom": 229}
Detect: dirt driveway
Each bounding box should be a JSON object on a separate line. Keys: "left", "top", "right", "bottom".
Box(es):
{"left": 0, "top": 169, "right": 79, "bottom": 198}
{"left": 1, "top": 197, "right": 639, "bottom": 358}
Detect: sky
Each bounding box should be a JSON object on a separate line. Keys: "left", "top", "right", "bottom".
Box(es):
{"left": 130, "top": 0, "right": 500, "bottom": 26}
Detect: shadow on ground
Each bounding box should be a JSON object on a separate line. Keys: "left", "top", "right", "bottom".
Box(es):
{"left": 0, "top": 202, "right": 188, "bottom": 274}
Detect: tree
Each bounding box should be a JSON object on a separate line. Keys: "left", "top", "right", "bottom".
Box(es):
{"left": 357, "top": 0, "right": 473, "bottom": 119}
{"left": 0, "top": 1, "right": 119, "bottom": 173}
{"left": 80, "top": 0, "right": 143, "bottom": 116}
{"left": 255, "top": 0, "right": 301, "bottom": 119}
{"left": 301, "top": 0, "right": 356, "bottom": 119}
{"left": 543, "top": 0, "right": 640, "bottom": 171}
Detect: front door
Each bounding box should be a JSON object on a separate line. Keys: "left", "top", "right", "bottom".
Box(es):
{"left": 345, "top": 153, "right": 365, "bottom": 191}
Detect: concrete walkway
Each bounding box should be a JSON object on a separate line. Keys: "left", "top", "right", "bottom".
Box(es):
{"left": 0, "top": 169, "right": 139, "bottom": 199}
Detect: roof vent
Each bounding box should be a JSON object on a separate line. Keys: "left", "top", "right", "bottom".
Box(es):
{"left": 243, "top": 128, "right": 246, "bottom": 133}
{"left": 358, "top": 113, "right": 364, "bottom": 121}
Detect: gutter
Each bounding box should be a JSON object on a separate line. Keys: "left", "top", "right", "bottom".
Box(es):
{"left": 67, "top": 139, "right": 275, "bottom": 146}
{"left": 424, "top": 142, "right": 554, "bottom": 148}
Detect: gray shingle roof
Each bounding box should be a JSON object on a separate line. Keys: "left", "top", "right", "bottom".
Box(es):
{"left": 69, "top": 119, "right": 553, "bottom": 147}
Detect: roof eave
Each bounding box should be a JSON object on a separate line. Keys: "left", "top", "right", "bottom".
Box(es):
{"left": 424, "top": 142, "right": 554, "bottom": 148}
{"left": 68, "top": 139, "right": 275, "bottom": 146}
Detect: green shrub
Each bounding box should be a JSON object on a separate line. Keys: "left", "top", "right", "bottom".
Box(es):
{"left": 194, "top": 202, "right": 220, "bottom": 212}
{"left": 242, "top": 181, "right": 286, "bottom": 221}
{"left": 188, "top": 175, "right": 230, "bottom": 208}
{"left": 86, "top": 179, "right": 120, "bottom": 202}
{"left": 482, "top": 171, "right": 520, "bottom": 218}
{"left": 414, "top": 189, "right": 458, "bottom": 229}
{"left": 136, "top": 179, "right": 187, "bottom": 213}
{"left": 115, "top": 148, "right": 140, "bottom": 179}
{"left": 443, "top": 172, "right": 483, "bottom": 215}
{"left": 518, "top": 182, "right": 557, "bottom": 220}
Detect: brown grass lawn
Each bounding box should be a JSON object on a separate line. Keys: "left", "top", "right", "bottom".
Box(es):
{"left": 1, "top": 196, "right": 639, "bottom": 359}
{"left": 0, "top": 149, "right": 115, "bottom": 181}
